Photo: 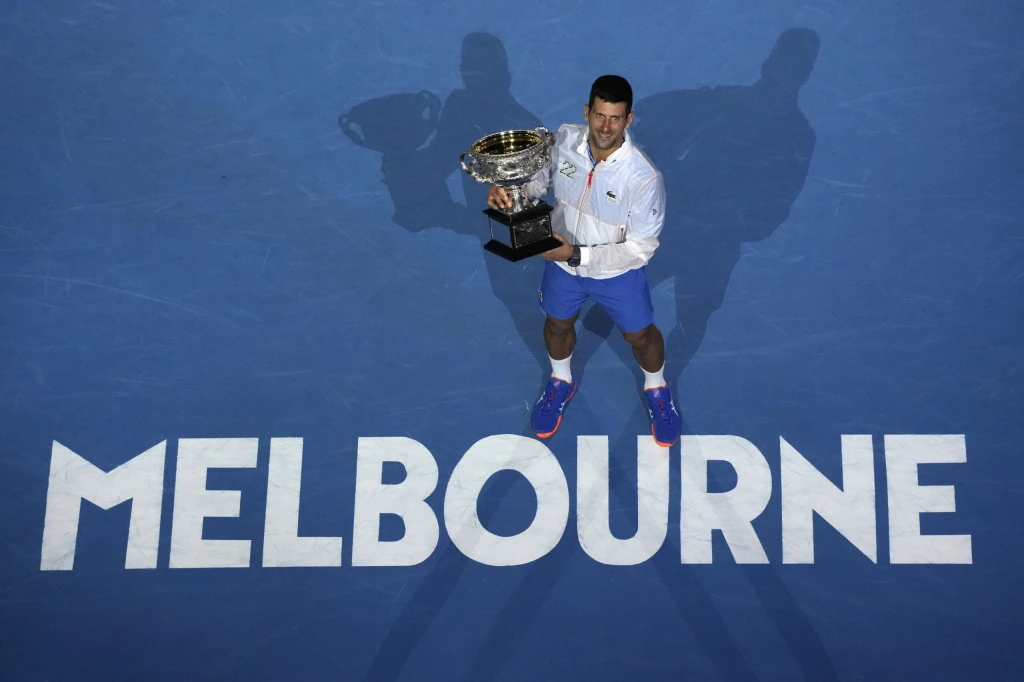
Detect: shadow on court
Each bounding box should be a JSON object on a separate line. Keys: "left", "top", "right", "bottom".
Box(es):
{"left": 340, "top": 28, "right": 832, "bottom": 682}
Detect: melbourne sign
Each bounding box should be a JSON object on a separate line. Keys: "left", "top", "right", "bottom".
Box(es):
{"left": 39, "top": 434, "right": 971, "bottom": 570}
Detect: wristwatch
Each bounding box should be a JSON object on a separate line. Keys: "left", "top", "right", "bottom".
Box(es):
{"left": 566, "top": 245, "right": 582, "bottom": 267}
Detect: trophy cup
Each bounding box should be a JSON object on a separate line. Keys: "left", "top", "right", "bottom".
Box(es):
{"left": 460, "top": 127, "right": 562, "bottom": 261}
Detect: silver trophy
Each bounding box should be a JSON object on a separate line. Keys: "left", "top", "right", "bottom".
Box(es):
{"left": 461, "top": 127, "right": 561, "bottom": 261}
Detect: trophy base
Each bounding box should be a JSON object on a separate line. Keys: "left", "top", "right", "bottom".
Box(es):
{"left": 482, "top": 201, "right": 560, "bottom": 262}
{"left": 483, "top": 236, "right": 562, "bottom": 262}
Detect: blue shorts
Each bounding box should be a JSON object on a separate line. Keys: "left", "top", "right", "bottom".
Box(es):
{"left": 538, "top": 261, "right": 654, "bottom": 333}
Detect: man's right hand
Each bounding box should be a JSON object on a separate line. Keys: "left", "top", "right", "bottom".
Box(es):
{"left": 487, "top": 186, "right": 513, "bottom": 210}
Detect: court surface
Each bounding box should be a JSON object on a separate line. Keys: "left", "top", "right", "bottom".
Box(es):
{"left": 2, "top": 1, "right": 1023, "bottom": 680}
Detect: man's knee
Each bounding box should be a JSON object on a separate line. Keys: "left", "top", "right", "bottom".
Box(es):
{"left": 545, "top": 314, "right": 578, "bottom": 336}
{"left": 622, "top": 324, "right": 655, "bottom": 347}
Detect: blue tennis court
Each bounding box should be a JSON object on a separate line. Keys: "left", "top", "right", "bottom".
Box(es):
{"left": 2, "top": 1, "right": 1022, "bottom": 680}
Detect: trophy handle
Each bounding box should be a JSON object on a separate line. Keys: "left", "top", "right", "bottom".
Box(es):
{"left": 536, "top": 126, "right": 553, "bottom": 141}
{"left": 460, "top": 151, "right": 479, "bottom": 177}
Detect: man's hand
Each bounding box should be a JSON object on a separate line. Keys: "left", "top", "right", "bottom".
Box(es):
{"left": 487, "top": 186, "right": 513, "bottom": 210}
{"left": 541, "top": 232, "right": 575, "bottom": 262}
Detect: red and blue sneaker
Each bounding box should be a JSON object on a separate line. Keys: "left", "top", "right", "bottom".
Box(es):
{"left": 531, "top": 377, "right": 577, "bottom": 438}
{"left": 645, "top": 384, "right": 681, "bottom": 447}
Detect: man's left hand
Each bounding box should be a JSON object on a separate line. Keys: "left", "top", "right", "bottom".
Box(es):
{"left": 541, "top": 232, "right": 574, "bottom": 262}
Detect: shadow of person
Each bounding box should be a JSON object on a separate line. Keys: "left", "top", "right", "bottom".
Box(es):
{"left": 453, "top": 28, "right": 839, "bottom": 682}
{"left": 362, "top": 28, "right": 834, "bottom": 682}
{"left": 341, "top": 34, "right": 583, "bottom": 682}
{"left": 364, "top": 30, "right": 827, "bottom": 679}
{"left": 339, "top": 32, "right": 552, "bottom": 379}
{"left": 572, "top": 27, "right": 820, "bottom": 392}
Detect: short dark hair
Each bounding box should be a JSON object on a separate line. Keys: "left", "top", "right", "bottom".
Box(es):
{"left": 588, "top": 75, "right": 633, "bottom": 114}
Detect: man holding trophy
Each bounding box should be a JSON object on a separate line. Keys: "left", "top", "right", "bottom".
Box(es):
{"left": 463, "top": 75, "right": 681, "bottom": 447}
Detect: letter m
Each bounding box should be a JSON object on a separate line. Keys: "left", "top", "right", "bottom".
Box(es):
{"left": 40, "top": 441, "right": 166, "bottom": 571}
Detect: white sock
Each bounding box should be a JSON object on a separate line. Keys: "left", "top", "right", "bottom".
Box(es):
{"left": 643, "top": 363, "right": 665, "bottom": 390}
{"left": 550, "top": 354, "right": 572, "bottom": 383}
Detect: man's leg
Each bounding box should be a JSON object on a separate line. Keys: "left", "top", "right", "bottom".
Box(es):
{"left": 532, "top": 263, "right": 586, "bottom": 438}
{"left": 589, "top": 268, "right": 681, "bottom": 447}
{"left": 623, "top": 324, "right": 680, "bottom": 447}
{"left": 544, "top": 312, "right": 579, "bottom": 382}
{"left": 621, "top": 323, "right": 666, "bottom": 380}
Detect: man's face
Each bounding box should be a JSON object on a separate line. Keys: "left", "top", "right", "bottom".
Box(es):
{"left": 584, "top": 97, "right": 633, "bottom": 152}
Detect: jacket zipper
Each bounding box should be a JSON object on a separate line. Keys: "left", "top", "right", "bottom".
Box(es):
{"left": 573, "top": 160, "right": 596, "bottom": 250}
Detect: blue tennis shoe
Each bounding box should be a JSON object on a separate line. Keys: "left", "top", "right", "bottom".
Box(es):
{"left": 645, "top": 384, "right": 680, "bottom": 447}
{"left": 531, "top": 377, "right": 577, "bottom": 438}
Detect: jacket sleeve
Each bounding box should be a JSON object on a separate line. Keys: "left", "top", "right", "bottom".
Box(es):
{"left": 581, "top": 174, "right": 666, "bottom": 271}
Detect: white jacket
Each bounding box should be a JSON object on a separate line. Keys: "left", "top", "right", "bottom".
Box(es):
{"left": 525, "top": 123, "right": 666, "bottom": 279}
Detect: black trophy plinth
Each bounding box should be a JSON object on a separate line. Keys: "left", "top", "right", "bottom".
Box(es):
{"left": 482, "top": 200, "right": 561, "bottom": 262}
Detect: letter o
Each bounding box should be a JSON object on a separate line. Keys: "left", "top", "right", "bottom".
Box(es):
{"left": 444, "top": 435, "right": 569, "bottom": 566}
